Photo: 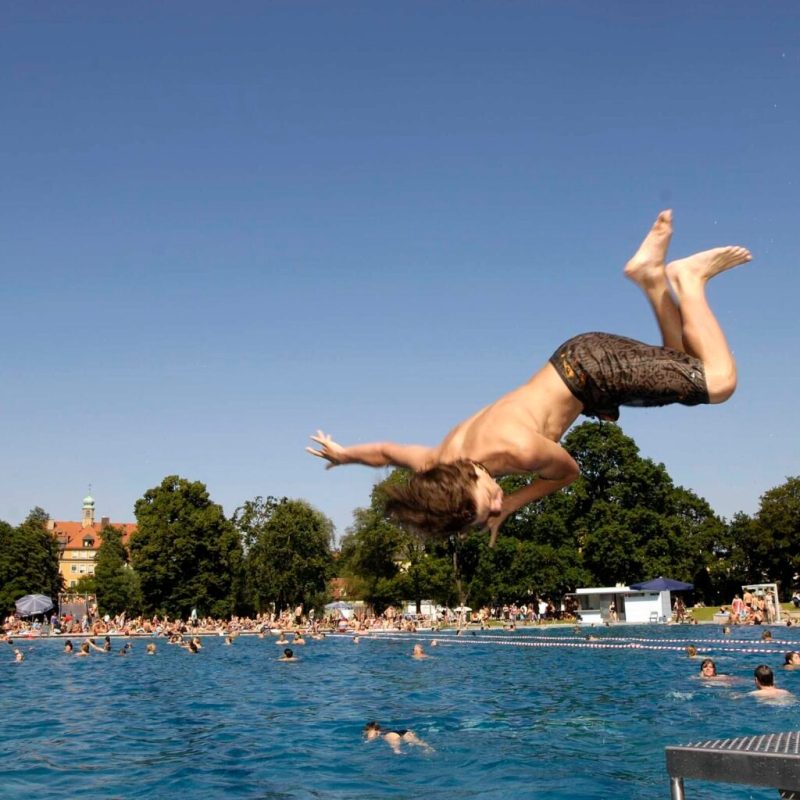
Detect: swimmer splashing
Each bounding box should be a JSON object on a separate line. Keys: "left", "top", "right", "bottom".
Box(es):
{"left": 308, "top": 211, "right": 751, "bottom": 544}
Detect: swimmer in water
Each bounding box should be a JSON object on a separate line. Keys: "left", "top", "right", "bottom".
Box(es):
{"left": 750, "top": 665, "right": 793, "bottom": 698}
{"left": 308, "top": 211, "right": 751, "bottom": 543}
{"left": 363, "top": 721, "right": 432, "bottom": 754}
{"left": 146, "top": 643, "right": 157, "bottom": 655}
{"left": 697, "top": 657, "right": 737, "bottom": 683}
{"left": 698, "top": 658, "right": 721, "bottom": 679}
{"left": 412, "top": 643, "right": 428, "bottom": 659}
{"left": 63, "top": 640, "right": 74, "bottom": 654}
{"left": 278, "top": 647, "right": 297, "bottom": 661}
{"left": 784, "top": 652, "right": 800, "bottom": 669}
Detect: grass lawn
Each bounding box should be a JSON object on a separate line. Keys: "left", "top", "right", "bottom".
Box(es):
{"left": 690, "top": 603, "right": 798, "bottom": 624}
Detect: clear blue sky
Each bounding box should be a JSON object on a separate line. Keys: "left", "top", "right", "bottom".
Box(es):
{"left": 2, "top": 2, "right": 798, "bottom": 539}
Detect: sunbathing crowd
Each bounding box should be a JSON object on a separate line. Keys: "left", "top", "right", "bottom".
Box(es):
{"left": 717, "top": 589, "right": 781, "bottom": 626}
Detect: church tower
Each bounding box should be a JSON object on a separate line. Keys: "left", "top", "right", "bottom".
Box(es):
{"left": 82, "top": 489, "right": 95, "bottom": 529}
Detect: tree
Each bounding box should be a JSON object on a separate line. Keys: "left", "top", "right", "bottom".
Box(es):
{"left": 0, "top": 520, "right": 25, "bottom": 614}
{"left": 339, "top": 473, "right": 457, "bottom": 614}
{"left": 751, "top": 476, "right": 800, "bottom": 597}
{"left": 0, "top": 508, "right": 62, "bottom": 613}
{"left": 488, "top": 422, "right": 724, "bottom": 600}
{"left": 94, "top": 524, "right": 142, "bottom": 616}
{"left": 130, "top": 476, "right": 243, "bottom": 618}
{"left": 393, "top": 536, "right": 455, "bottom": 613}
{"left": 338, "top": 506, "right": 406, "bottom": 613}
{"left": 245, "top": 498, "right": 334, "bottom": 613}
{"left": 74, "top": 574, "right": 97, "bottom": 595}
{"left": 570, "top": 425, "right": 724, "bottom": 593}
{"left": 341, "top": 422, "right": 730, "bottom": 609}
{"left": 232, "top": 496, "right": 281, "bottom": 555}
{"left": 711, "top": 512, "right": 761, "bottom": 599}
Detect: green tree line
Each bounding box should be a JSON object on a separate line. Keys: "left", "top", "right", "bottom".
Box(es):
{"left": 0, "top": 478, "right": 335, "bottom": 619}
{"left": 1, "top": 423, "right": 798, "bottom": 617}
{"left": 337, "top": 422, "right": 800, "bottom": 614}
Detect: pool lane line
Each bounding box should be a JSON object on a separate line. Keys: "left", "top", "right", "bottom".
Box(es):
{"left": 362, "top": 631, "right": 800, "bottom": 648}
{"left": 358, "top": 631, "right": 786, "bottom": 655}
{"left": 373, "top": 631, "right": 798, "bottom": 647}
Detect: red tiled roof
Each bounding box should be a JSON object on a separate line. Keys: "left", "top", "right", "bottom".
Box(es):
{"left": 50, "top": 521, "right": 137, "bottom": 550}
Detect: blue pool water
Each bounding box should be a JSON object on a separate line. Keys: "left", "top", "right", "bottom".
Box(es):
{"left": 3, "top": 626, "right": 799, "bottom": 799}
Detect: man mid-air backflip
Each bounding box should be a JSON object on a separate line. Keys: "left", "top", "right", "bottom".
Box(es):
{"left": 307, "top": 211, "right": 751, "bottom": 544}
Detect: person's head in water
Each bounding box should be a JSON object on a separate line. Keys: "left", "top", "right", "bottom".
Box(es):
{"left": 754, "top": 664, "right": 775, "bottom": 687}
{"left": 699, "top": 658, "right": 717, "bottom": 677}
{"left": 363, "top": 721, "right": 383, "bottom": 740}
{"left": 384, "top": 460, "right": 503, "bottom": 536}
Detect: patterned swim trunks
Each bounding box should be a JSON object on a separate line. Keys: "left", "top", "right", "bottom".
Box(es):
{"left": 549, "top": 332, "right": 709, "bottom": 421}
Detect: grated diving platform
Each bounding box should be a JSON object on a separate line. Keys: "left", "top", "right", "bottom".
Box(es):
{"left": 666, "top": 731, "right": 800, "bottom": 799}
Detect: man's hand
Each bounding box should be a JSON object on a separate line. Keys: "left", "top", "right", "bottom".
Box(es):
{"left": 306, "top": 430, "right": 347, "bottom": 469}
{"left": 484, "top": 461, "right": 579, "bottom": 548}
{"left": 487, "top": 511, "right": 509, "bottom": 548}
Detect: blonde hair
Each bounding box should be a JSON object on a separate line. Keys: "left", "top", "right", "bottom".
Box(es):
{"left": 384, "top": 460, "right": 479, "bottom": 537}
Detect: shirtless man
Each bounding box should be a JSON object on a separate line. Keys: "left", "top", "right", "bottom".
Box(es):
{"left": 750, "top": 665, "right": 793, "bottom": 698}
{"left": 308, "top": 211, "right": 751, "bottom": 543}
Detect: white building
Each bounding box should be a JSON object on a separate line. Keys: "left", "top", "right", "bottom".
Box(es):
{"left": 569, "top": 585, "right": 672, "bottom": 624}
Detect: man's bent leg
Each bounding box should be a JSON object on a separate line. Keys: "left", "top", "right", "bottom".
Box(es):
{"left": 624, "top": 210, "right": 684, "bottom": 352}
{"left": 666, "top": 246, "right": 752, "bottom": 403}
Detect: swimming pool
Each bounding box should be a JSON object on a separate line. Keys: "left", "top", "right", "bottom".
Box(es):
{"left": 3, "top": 626, "right": 797, "bottom": 799}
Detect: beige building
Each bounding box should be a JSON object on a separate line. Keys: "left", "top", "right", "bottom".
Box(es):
{"left": 47, "top": 494, "right": 136, "bottom": 589}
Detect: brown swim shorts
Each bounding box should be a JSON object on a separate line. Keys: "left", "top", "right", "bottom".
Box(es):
{"left": 549, "top": 332, "right": 709, "bottom": 421}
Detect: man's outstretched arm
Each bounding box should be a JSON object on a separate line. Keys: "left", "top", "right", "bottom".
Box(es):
{"left": 306, "top": 431, "right": 434, "bottom": 471}
{"left": 487, "top": 444, "right": 580, "bottom": 546}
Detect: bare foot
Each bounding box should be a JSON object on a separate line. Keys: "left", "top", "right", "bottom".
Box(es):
{"left": 624, "top": 209, "right": 673, "bottom": 287}
{"left": 666, "top": 246, "right": 752, "bottom": 292}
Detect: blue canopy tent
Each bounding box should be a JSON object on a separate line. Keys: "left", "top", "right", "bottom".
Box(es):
{"left": 628, "top": 577, "right": 693, "bottom": 623}
{"left": 629, "top": 577, "right": 693, "bottom": 592}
